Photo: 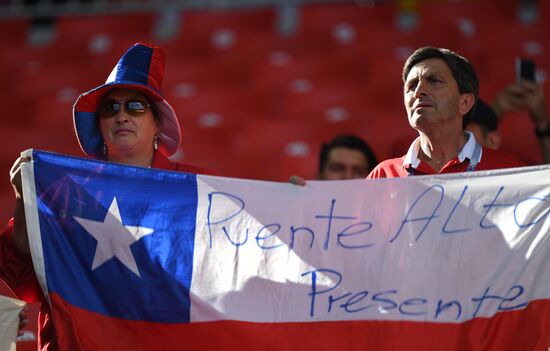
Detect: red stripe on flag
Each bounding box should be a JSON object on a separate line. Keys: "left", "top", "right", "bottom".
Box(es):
{"left": 50, "top": 293, "right": 550, "bottom": 350}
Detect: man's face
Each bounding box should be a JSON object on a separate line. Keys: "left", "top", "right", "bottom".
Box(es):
{"left": 319, "top": 147, "right": 370, "bottom": 180}
{"left": 404, "top": 58, "right": 471, "bottom": 134}
{"left": 466, "top": 122, "right": 501, "bottom": 149}
{"left": 466, "top": 122, "right": 486, "bottom": 146}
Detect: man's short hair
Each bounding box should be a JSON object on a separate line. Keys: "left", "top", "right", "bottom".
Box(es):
{"left": 319, "top": 135, "right": 378, "bottom": 173}
{"left": 469, "top": 99, "right": 498, "bottom": 133}
{"left": 402, "top": 46, "right": 479, "bottom": 128}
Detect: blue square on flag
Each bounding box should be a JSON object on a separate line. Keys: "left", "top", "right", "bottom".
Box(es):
{"left": 32, "top": 151, "right": 197, "bottom": 323}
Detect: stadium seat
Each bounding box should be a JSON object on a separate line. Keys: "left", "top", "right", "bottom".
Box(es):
{"left": 1, "top": 0, "right": 549, "bottom": 185}
{"left": 231, "top": 118, "right": 370, "bottom": 181}
{"left": 163, "top": 57, "right": 250, "bottom": 94}
{"left": 279, "top": 83, "right": 374, "bottom": 127}
{"left": 418, "top": 0, "right": 516, "bottom": 32}
{"left": 0, "top": 18, "right": 29, "bottom": 45}
{"left": 279, "top": 143, "right": 319, "bottom": 181}
{"left": 55, "top": 13, "right": 155, "bottom": 46}
{"left": 296, "top": 3, "right": 396, "bottom": 57}
{"left": 164, "top": 8, "right": 276, "bottom": 61}
{"left": 29, "top": 87, "right": 79, "bottom": 128}
{"left": 171, "top": 88, "right": 263, "bottom": 124}
{"left": 355, "top": 107, "right": 413, "bottom": 161}
{"left": 364, "top": 51, "right": 409, "bottom": 108}
{"left": 0, "top": 126, "right": 81, "bottom": 162}
{"left": 17, "top": 63, "right": 99, "bottom": 106}
{"left": 181, "top": 8, "right": 275, "bottom": 36}
{"left": 250, "top": 52, "right": 367, "bottom": 97}
{"left": 48, "top": 13, "right": 156, "bottom": 70}
{"left": 541, "top": 0, "right": 550, "bottom": 19}
{"left": 0, "top": 193, "right": 14, "bottom": 231}
{"left": 499, "top": 111, "right": 544, "bottom": 165}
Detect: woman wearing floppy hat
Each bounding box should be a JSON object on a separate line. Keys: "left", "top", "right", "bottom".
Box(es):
{"left": 1, "top": 43, "right": 209, "bottom": 350}
{"left": 73, "top": 42, "right": 203, "bottom": 171}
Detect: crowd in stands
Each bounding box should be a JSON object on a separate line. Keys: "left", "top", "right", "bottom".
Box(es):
{"left": 1, "top": 2, "right": 549, "bottom": 347}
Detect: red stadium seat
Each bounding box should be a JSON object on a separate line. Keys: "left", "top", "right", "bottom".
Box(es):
{"left": 279, "top": 143, "right": 319, "bottom": 181}
{"left": 250, "top": 52, "right": 367, "bottom": 97}
{"left": 476, "top": 17, "right": 549, "bottom": 100}
{"left": 50, "top": 13, "right": 156, "bottom": 69}
{"left": 56, "top": 13, "right": 155, "bottom": 45}
{"left": 418, "top": 0, "right": 516, "bottom": 34}
{"left": 364, "top": 51, "right": 408, "bottom": 108}
{"left": 181, "top": 8, "right": 275, "bottom": 36}
{"left": 0, "top": 192, "right": 14, "bottom": 232}
{"left": 298, "top": 2, "right": 396, "bottom": 36}
{"left": 16, "top": 62, "right": 99, "bottom": 104}
{"left": 231, "top": 118, "right": 374, "bottom": 181}
{"left": 163, "top": 58, "right": 250, "bottom": 93}
{"left": 297, "top": 3, "right": 396, "bottom": 57}
{"left": 29, "top": 87, "right": 79, "bottom": 128}
{"left": 163, "top": 8, "right": 276, "bottom": 61}
{"left": 541, "top": 0, "right": 550, "bottom": 19}
{"left": 171, "top": 88, "right": 265, "bottom": 151}
{"left": 499, "top": 111, "right": 544, "bottom": 165}
{"left": 2, "top": 1, "right": 549, "bottom": 184}
{"left": 171, "top": 88, "right": 263, "bottom": 125}
{"left": 279, "top": 83, "right": 374, "bottom": 128}
{"left": 0, "top": 126, "right": 81, "bottom": 162}
{"left": 0, "top": 18, "right": 29, "bottom": 45}
{"left": 355, "top": 106, "right": 413, "bottom": 162}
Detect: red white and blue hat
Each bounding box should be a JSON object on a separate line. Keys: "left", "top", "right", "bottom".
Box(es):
{"left": 73, "top": 43, "right": 181, "bottom": 159}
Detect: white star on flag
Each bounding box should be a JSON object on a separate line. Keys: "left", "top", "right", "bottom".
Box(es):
{"left": 74, "top": 197, "right": 154, "bottom": 277}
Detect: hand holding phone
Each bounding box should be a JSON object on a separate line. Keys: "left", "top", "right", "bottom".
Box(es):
{"left": 516, "top": 57, "right": 536, "bottom": 82}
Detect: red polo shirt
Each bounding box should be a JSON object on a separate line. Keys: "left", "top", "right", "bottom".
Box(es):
{"left": 368, "top": 132, "right": 525, "bottom": 178}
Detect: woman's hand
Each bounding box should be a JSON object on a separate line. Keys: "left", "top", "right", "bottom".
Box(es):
{"left": 10, "top": 156, "right": 31, "bottom": 200}
{"left": 10, "top": 155, "right": 31, "bottom": 255}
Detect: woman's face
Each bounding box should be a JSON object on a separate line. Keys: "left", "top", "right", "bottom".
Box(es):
{"left": 98, "top": 89, "right": 159, "bottom": 159}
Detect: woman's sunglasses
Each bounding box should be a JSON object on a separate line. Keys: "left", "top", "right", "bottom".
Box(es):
{"left": 98, "top": 100, "right": 151, "bottom": 118}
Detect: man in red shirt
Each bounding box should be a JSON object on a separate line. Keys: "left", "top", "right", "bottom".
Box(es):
{"left": 368, "top": 47, "right": 524, "bottom": 179}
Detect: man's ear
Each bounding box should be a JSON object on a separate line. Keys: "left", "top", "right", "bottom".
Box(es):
{"left": 459, "top": 93, "right": 476, "bottom": 116}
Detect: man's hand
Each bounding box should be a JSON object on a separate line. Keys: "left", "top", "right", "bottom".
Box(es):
{"left": 289, "top": 175, "right": 306, "bottom": 186}
{"left": 492, "top": 81, "right": 549, "bottom": 129}
{"left": 517, "top": 80, "right": 549, "bottom": 130}
{"left": 492, "top": 83, "right": 526, "bottom": 116}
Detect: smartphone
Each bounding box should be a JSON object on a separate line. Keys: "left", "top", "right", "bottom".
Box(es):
{"left": 516, "top": 57, "right": 536, "bottom": 82}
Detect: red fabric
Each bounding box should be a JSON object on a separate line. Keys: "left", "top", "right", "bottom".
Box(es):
{"left": 1, "top": 219, "right": 55, "bottom": 349}
{"left": 0, "top": 152, "right": 210, "bottom": 350}
{"left": 50, "top": 291, "right": 550, "bottom": 351}
{"left": 368, "top": 147, "right": 525, "bottom": 179}
{"left": 147, "top": 45, "right": 165, "bottom": 92}
{"left": 150, "top": 151, "right": 215, "bottom": 175}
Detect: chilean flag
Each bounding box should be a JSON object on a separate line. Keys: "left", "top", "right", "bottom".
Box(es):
{"left": 21, "top": 150, "right": 550, "bottom": 350}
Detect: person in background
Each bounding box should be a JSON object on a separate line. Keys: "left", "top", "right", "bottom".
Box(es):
{"left": 0, "top": 42, "right": 210, "bottom": 350}
{"left": 317, "top": 135, "right": 377, "bottom": 180}
{"left": 491, "top": 80, "right": 550, "bottom": 163}
{"left": 368, "top": 46, "right": 524, "bottom": 179}
{"left": 465, "top": 99, "right": 501, "bottom": 149}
